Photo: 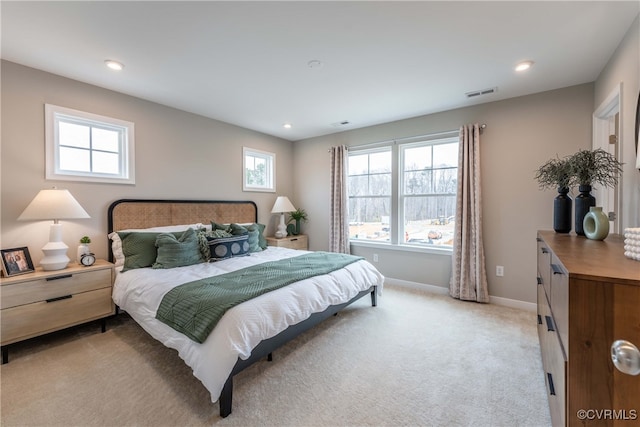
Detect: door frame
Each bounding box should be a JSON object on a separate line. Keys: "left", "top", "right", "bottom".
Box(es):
{"left": 593, "top": 83, "right": 622, "bottom": 234}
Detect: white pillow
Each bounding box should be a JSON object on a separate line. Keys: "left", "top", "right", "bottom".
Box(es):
{"left": 109, "top": 223, "right": 204, "bottom": 267}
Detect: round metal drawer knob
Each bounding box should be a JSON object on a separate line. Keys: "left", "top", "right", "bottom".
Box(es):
{"left": 611, "top": 340, "right": 640, "bottom": 376}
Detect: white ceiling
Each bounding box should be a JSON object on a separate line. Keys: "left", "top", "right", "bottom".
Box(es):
{"left": 2, "top": 1, "right": 638, "bottom": 141}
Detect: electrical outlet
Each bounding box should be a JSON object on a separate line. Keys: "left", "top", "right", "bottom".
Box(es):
{"left": 496, "top": 265, "right": 504, "bottom": 277}
{"left": 373, "top": 254, "right": 379, "bottom": 263}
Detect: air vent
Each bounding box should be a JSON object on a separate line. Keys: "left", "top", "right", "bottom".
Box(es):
{"left": 330, "top": 120, "right": 351, "bottom": 128}
{"left": 465, "top": 87, "right": 498, "bottom": 99}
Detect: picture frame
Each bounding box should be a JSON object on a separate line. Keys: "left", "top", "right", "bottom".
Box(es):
{"left": 1, "top": 247, "right": 35, "bottom": 277}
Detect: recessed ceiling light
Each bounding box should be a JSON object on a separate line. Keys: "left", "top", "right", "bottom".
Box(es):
{"left": 105, "top": 60, "right": 124, "bottom": 71}
{"left": 283, "top": 123, "right": 292, "bottom": 129}
{"left": 515, "top": 60, "right": 534, "bottom": 72}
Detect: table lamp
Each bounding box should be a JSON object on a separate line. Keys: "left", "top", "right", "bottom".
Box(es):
{"left": 271, "top": 196, "right": 296, "bottom": 238}
{"left": 18, "top": 188, "right": 90, "bottom": 270}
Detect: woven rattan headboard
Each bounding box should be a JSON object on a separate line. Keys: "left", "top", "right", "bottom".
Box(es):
{"left": 107, "top": 199, "right": 258, "bottom": 261}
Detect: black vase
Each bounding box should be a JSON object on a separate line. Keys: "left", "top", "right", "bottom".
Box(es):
{"left": 575, "top": 184, "right": 596, "bottom": 236}
{"left": 553, "top": 187, "right": 572, "bottom": 233}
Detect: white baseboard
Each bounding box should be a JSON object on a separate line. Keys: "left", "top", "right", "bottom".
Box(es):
{"left": 384, "top": 277, "right": 536, "bottom": 312}
{"left": 384, "top": 277, "right": 449, "bottom": 295}
{"left": 488, "top": 295, "right": 536, "bottom": 312}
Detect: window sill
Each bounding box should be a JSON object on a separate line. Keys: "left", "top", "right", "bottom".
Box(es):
{"left": 349, "top": 240, "right": 453, "bottom": 256}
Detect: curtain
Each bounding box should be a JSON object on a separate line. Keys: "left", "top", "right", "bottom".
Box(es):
{"left": 329, "top": 145, "right": 350, "bottom": 254}
{"left": 449, "top": 124, "right": 489, "bottom": 302}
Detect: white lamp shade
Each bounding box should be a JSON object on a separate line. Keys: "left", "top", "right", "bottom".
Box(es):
{"left": 271, "top": 196, "right": 296, "bottom": 214}
{"left": 18, "top": 189, "right": 90, "bottom": 221}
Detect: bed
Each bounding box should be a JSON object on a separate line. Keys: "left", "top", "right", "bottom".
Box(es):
{"left": 107, "top": 199, "right": 383, "bottom": 417}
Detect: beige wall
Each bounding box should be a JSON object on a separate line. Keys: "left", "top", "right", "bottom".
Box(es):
{"left": 293, "top": 84, "right": 594, "bottom": 303}
{"left": 594, "top": 14, "right": 640, "bottom": 229}
{"left": 3, "top": 12, "right": 636, "bottom": 306}
{"left": 1, "top": 61, "right": 293, "bottom": 264}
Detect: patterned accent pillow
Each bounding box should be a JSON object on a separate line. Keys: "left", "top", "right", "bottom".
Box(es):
{"left": 208, "top": 234, "right": 250, "bottom": 261}
{"left": 210, "top": 222, "right": 266, "bottom": 251}
{"left": 153, "top": 228, "right": 204, "bottom": 269}
{"left": 197, "top": 229, "right": 233, "bottom": 260}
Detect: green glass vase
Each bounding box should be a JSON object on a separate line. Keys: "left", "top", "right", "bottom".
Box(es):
{"left": 583, "top": 206, "right": 609, "bottom": 240}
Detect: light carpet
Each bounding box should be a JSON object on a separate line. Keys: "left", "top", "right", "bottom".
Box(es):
{"left": 1, "top": 284, "right": 551, "bottom": 427}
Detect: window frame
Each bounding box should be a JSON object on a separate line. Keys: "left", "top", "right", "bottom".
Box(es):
{"left": 243, "top": 147, "right": 276, "bottom": 192}
{"left": 348, "top": 132, "right": 459, "bottom": 252}
{"left": 45, "top": 104, "right": 135, "bottom": 185}
{"left": 347, "top": 146, "right": 393, "bottom": 242}
{"left": 399, "top": 136, "right": 459, "bottom": 248}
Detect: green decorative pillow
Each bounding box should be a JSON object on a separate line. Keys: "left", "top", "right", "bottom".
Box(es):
{"left": 229, "top": 223, "right": 247, "bottom": 235}
{"left": 230, "top": 223, "right": 263, "bottom": 253}
{"left": 153, "top": 228, "right": 204, "bottom": 269}
{"left": 256, "top": 223, "right": 267, "bottom": 249}
{"left": 245, "top": 224, "right": 263, "bottom": 253}
{"left": 211, "top": 221, "right": 232, "bottom": 232}
{"left": 118, "top": 231, "right": 183, "bottom": 272}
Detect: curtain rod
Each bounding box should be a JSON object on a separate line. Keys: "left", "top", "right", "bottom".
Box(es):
{"left": 329, "top": 123, "right": 487, "bottom": 152}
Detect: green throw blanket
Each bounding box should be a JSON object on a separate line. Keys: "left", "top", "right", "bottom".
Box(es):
{"left": 155, "top": 252, "right": 364, "bottom": 343}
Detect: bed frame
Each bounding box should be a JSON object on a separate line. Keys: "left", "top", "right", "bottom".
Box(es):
{"left": 107, "top": 199, "right": 377, "bottom": 417}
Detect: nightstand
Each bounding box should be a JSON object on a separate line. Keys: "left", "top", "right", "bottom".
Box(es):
{"left": 266, "top": 234, "right": 308, "bottom": 250}
{"left": 0, "top": 259, "right": 115, "bottom": 364}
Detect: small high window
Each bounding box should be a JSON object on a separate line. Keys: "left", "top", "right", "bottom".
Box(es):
{"left": 243, "top": 147, "right": 275, "bottom": 192}
{"left": 45, "top": 104, "right": 135, "bottom": 184}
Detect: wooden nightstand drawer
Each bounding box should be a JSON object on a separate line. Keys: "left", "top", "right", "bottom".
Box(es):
{"left": 266, "top": 235, "right": 308, "bottom": 250}
{"left": 0, "top": 259, "right": 115, "bottom": 361}
{"left": 1, "top": 287, "right": 114, "bottom": 345}
{"left": 1, "top": 268, "right": 111, "bottom": 309}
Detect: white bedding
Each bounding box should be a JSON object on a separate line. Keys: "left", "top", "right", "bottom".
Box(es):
{"left": 112, "top": 247, "right": 384, "bottom": 403}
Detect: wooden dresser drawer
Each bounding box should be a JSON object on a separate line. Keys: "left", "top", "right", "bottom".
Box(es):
{"left": 549, "top": 254, "right": 568, "bottom": 353}
{"left": 1, "top": 287, "right": 114, "bottom": 345}
{"left": 1, "top": 268, "right": 111, "bottom": 309}
{"left": 536, "top": 282, "right": 550, "bottom": 351}
{"left": 536, "top": 237, "right": 551, "bottom": 296}
{"left": 545, "top": 330, "right": 566, "bottom": 427}
{"left": 537, "top": 280, "right": 566, "bottom": 427}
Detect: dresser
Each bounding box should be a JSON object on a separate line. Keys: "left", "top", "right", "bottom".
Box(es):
{"left": 0, "top": 259, "right": 115, "bottom": 363}
{"left": 266, "top": 234, "right": 308, "bottom": 250}
{"left": 536, "top": 231, "right": 640, "bottom": 427}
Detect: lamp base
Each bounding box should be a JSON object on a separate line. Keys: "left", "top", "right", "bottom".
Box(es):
{"left": 40, "top": 257, "right": 70, "bottom": 271}
{"left": 275, "top": 212, "right": 288, "bottom": 238}
{"left": 40, "top": 225, "right": 70, "bottom": 270}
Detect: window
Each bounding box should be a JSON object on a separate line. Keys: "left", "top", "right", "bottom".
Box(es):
{"left": 348, "top": 134, "right": 459, "bottom": 249}
{"left": 243, "top": 147, "right": 275, "bottom": 192}
{"left": 45, "top": 104, "right": 135, "bottom": 184}
{"left": 348, "top": 148, "right": 392, "bottom": 241}
{"left": 400, "top": 137, "right": 458, "bottom": 246}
